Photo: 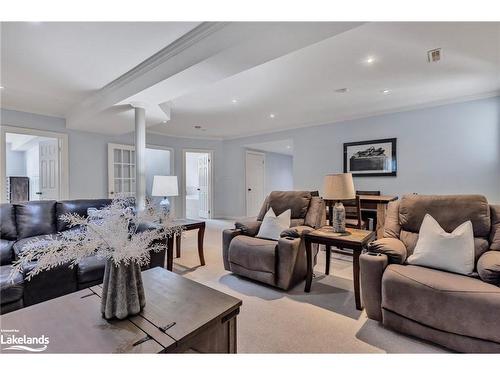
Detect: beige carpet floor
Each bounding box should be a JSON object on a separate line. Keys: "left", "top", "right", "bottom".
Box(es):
{"left": 171, "top": 220, "right": 447, "bottom": 353}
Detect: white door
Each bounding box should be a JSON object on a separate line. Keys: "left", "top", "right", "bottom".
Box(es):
{"left": 108, "top": 144, "right": 136, "bottom": 198}
{"left": 245, "top": 151, "right": 265, "bottom": 217}
{"left": 38, "top": 140, "right": 59, "bottom": 200}
{"left": 197, "top": 153, "right": 211, "bottom": 218}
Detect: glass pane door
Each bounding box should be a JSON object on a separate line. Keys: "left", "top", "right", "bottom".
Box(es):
{"left": 108, "top": 144, "right": 136, "bottom": 199}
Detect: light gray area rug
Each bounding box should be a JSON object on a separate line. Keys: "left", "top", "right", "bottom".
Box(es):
{"left": 171, "top": 220, "right": 447, "bottom": 353}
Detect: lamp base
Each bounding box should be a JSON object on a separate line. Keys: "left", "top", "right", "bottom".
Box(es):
{"left": 159, "top": 197, "right": 171, "bottom": 214}
{"left": 332, "top": 201, "right": 346, "bottom": 233}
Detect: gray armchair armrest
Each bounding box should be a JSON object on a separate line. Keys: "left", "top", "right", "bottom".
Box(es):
{"left": 477, "top": 251, "right": 500, "bottom": 286}
{"left": 222, "top": 228, "right": 242, "bottom": 271}
{"left": 234, "top": 220, "right": 262, "bottom": 237}
{"left": 368, "top": 237, "right": 407, "bottom": 264}
{"left": 280, "top": 225, "right": 313, "bottom": 238}
{"left": 360, "top": 252, "right": 389, "bottom": 321}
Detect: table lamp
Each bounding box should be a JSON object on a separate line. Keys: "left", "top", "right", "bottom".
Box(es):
{"left": 152, "top": 175, "right": 179, "bottom": 214}
{"left": 323, "top": 173, "right": 355, "bottom": 233}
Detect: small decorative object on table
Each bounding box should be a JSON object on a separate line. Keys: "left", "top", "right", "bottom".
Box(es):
{"left": 10, "top": 198, "right": 183, "bottom": 320}
{"left": 323, "top": 173, "right": 356, "bottom": 233}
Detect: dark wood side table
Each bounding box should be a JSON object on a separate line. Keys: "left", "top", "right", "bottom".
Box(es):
{"left": 171, "top": 219, "right": 206, "bottom": 270}
{"left": 304, "top": 227, "right": 376, "bottom": 310}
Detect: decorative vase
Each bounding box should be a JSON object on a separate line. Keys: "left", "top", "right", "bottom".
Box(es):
{"left": 332, "top": 201, "right": 346, "bottom": 233}
{"left": 101, "top": 259, "right": 145, "bottom": 320}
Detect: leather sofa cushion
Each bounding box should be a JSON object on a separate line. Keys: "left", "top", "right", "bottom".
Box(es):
{"left": 15, "top": 201, "right": 57, "bottom": 239}
{"left": 490, "top": 204, "right": 500, "bottom": 250}
{"left": 382, "top": 264, "right": 500, "bottom": 344}
{"left": 0, "top": 265, "right": 24, "bottom": 305}
{"left": 13, "top": 234, "right": 59, "bottom": 258}
{"left": 267, "top": 191, "right": 312, "bottom": 219}
{"left": 399, "top": 194, "right": 490, "bottom": 238}
{"left": 229, "top": 235, "right": 277, "bottom": 274}
{"left": 0, "top": 203, "right": 17, "bottom": 240}
{"left": 77, "top": 256, "right": 106, "bottom": 284}
{"left": 0, "top": 239, "right": 14, "bottom": 265}
{"left": 56, "top": 199, "right": 111, "bottom": 232}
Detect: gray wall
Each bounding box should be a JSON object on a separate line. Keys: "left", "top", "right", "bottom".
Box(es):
{"left": 219, "top": 96, "right": 500, "bottom": 217}
{"left": 5, "top": 142, "right": 26, "bottom": 176}
{"left": 264, "top": 151, "right": 293, "bottom": 195}
{"left": 3, "top": 96, "right": 499, "bottom": 219}
{"left": 1, "top": 109, "right": 224, "bottom": 218}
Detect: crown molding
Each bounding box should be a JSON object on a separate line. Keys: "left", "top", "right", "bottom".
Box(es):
{"left": 222, "top": 91, "right": 500, "bottom": 141}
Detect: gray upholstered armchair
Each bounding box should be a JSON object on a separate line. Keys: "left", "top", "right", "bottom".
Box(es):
{"left": 222, "top": 191, "right": 325, "bottom": 290}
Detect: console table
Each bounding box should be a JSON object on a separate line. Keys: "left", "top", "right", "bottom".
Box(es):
{"left": 0, "top": 267, "right": 242, "bottom": 353}
{"left": 304, "top": 227, "right": 376, "bottom": 310}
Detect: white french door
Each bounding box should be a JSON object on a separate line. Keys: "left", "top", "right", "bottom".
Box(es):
{"left": 108, "top": 143, "right": 136, "bottom": 198}
{"left": 245, "top": 151, "right": 265, "bottom": 217}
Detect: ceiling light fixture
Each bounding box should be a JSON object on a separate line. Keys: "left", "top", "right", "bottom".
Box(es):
{"left": 335, "top": 88, "right": 349, "bottom": 93}
{"left": 231, "top": 99, "right": 238, "bottom": 104}
{"left": 269, "top": 113, "right": 275, "bottom": 119}
{"left": 162, "top": 120, "right": 167, "bottom": 123}
{"left": 381, "top": 89, "right": 391, "bottom": 94}
{"left": 194, "top": 125, "right": 202, "bottom": 129}
{"left": 0, "top": 86, "right": 4, "bottom": 89}
{"left": 365, "top": 56, "right": 376, "bottom": 64}
{"left": 286, "top": 145, "right": 291, "bottom": 149}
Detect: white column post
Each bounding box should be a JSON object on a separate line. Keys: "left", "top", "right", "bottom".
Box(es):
{"left": 134, "top": 105, "right": 146, "bottom": 211}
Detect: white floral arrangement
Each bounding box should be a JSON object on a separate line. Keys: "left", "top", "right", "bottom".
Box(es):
{"left": 11, "top": 198, "right": 183, "bottom": 280}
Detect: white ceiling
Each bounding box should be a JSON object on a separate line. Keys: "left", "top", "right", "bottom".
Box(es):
{"left": 1, "top": 22, "right": 499, "bottom": 139}
{"left": 150, "top": 22, "right": 500, "bottom": 139}
{"left": 0, "top": 22, "right": 199, "bottom": 117}
{"left": 246, "top": 139, "right": 294, "bottom": 156}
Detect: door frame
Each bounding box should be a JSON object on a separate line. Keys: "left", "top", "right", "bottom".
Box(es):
{"left": 182, "top": 148, "right": 214, "bottom": 219}
{"left": 0, "top": 125, "right": 69, "bottom": 203}
{"left": 245, "top": 150, "right": 266, "bottom": 217}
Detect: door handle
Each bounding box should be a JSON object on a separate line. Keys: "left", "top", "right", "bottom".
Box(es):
{"left": 247, "top": 188, "right": 252, "bottom": 191}
{"left": 36, "top": 192, "right": 42, "bottom": 195}
{"left": 197, "top": 188, "right": 201, "bottom": 191}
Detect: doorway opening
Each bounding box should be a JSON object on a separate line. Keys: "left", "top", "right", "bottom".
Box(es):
{"left": 1, "top": 128, "right": 69, "bottom": 203}
{"left": 183, "top": 150, "right": 213, "bottom": 219}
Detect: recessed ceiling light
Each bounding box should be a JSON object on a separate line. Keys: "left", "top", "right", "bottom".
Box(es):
{"left": 381, "top": 89, "right": 391, "bottom": 94}
{"left": 269, "top": 113, "right": 275, "bottom": 119}
{"left": 365, "top": 56, "right": 376, "bottom": 64}
{"left": 286, "top": 145, "right": 291, "bottom": 149}
{"left": 162, "top": 120, "right": 167, "bottom": 123}
{"left": 0, "top": 86, "right": 4, "bottom": 89}
{"left": 231, "top": 99, "right": 238, "bottom": 104}
{"left": 334, "top": 88, "right": 349, "bottom": 93}
{"left": 194, "top": 125, "right": 202, "bottom": 129}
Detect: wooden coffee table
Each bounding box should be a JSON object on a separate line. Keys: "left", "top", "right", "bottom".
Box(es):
{"left": 0, "top": 267, "right": 242, "bottom": 353}
{"left": 304, "top": 227, "right": 376, "bottom": 310}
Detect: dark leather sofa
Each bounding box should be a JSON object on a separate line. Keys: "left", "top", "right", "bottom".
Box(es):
{"left": 0, "top": 199, "right": 166, "bottom": 314}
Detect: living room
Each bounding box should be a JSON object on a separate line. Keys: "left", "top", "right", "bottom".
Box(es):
{"left": 1, "top": 1, "right": 499, "bottom": 373}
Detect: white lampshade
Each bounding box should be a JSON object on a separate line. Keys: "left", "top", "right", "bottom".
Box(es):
{"left": 152, "top": 175, "right": 179, "bottom": 197}
{"left": 323, "top": 173, "right": 355, "bottom": 200}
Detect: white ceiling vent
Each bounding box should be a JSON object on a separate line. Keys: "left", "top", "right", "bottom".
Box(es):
{"left": 427, "top": 48, "right": 442, "bottom": 63}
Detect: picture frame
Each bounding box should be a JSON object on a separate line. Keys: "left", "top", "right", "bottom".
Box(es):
{"left": 343, "top": 138, "right": 397, "bottom": 177}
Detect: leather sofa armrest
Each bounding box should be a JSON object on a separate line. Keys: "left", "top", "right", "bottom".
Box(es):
{"left": 234, "top": 220, "right": 261, "bottom": 237}
{"left": 368, "top": 237, "right": 407, "bottom": 264}
{"left": 477, "top": 251, "right": 500, "bottom": 286}
{"left": 280, "top": 225, "right": 313, "bottom": 238}
{"left": 222, "top": 228, "right": 242, "bottom": 270}
{"left": 360, "top": 253, "right": 389, "bottom": 321}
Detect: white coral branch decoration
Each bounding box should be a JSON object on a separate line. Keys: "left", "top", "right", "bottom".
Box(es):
{"left": 11, "top": 198, "right": 183, "bottom": 281}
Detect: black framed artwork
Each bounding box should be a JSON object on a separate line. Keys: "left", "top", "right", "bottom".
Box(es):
{"left": 343, "top": 138, "right": 397, "bottom": 177}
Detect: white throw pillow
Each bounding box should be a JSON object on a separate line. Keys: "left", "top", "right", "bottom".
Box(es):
{"left": 256, "top": 208, "right": 291, "bottom": 241}
{"left": 407, "top": 214, "right": 475, "bottom": 275}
